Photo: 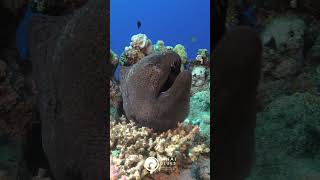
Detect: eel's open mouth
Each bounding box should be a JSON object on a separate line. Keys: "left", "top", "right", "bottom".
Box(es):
{"left": 158, "top": 59, "right": 181, "bottom": 95}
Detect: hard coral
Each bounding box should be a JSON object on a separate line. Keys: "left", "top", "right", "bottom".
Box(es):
{"left": 110, "top": 49, "right": 119, "bottom": 66}
{"left": 173, "top": 44, "right": 187, "bottom": 70}
{"left": 130, "top": 33, "right": 153, "bottom": 55}
{"left": 120, "top": 34, "right": 153, "bottom": 66}
{"left": 130, "top": 33, "right": 148, "bottom": 49}
{"left": 195, "top": 49, "right": 210, "bottom": 66}
{"left": 119, "top": 47, "right": 145, "bottom": 66}
{"left": 110, "top": 116, "right": 209, "bottom": 179}
{"left": 109, "top": 80, "right": 122, "bottom": 109}
{"left": 191, "top": 66, "right": 209, "bottom": 87}
{"left": 153, "top": 40, "right": 167, "bottom": 53}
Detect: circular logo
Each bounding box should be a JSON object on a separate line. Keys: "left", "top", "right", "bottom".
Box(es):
{"left": 144, "top": 157, "right": 159, "bottom": 174}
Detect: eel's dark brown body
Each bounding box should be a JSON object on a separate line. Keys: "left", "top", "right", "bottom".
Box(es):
{"left": 213, "top": 27, "right": 262, "bottom": 180}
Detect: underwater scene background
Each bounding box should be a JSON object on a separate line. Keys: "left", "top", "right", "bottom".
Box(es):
{"left": 110, "top": 0, "right": 210, "bottom": 179}
{"left": 222, "top": 0, "right": 320, "bottom": 180}
{"left": 110, "top": 0, "right": 210, "bottom": 59}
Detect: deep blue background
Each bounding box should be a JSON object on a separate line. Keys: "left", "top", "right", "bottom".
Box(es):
{"left": 110, "top": 0, "right": 210, "bottom": 59}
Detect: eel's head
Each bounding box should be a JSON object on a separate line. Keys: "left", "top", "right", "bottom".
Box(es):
{"left": 120, "top": 51, "right": 192, "bottom": 132}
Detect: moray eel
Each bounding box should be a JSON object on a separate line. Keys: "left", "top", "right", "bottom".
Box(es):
{"left": 120, "top": 51, "right": 192, "bottom": 132}
{"left": 28, "top": 0, "right": 108, "bottom": 179}
{"left": 213, "top": 27, "right": 262, "bottom": 180}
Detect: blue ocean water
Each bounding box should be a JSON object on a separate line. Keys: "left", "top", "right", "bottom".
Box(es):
{"left": 16, "top": 6, "right": 34, "bottom": 60}
{"left": 110, "top": 0, "right": 210, "bottom": 60}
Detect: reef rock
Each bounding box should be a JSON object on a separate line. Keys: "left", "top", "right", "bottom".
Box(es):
{"left": 191, "top": 66, "right": 209, "bottom": 87}
{"left": 120, "top": 51, "right": 191, "bottom": 132}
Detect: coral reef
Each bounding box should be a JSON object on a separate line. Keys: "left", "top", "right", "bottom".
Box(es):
{"left": 166, "top": 46, "right": 173, "bottom": 50}
{"left": 120, "top": 34, "right": 153, "bottom": 66}
{"left": 110, "top": 49, "right": 119, "bottom": 66}
{"left": 185, "top": 89, "right": 210, "bottom": 145}
{"left": 153, "top": 40, "right": 167, "bottom": 53}
{"left": 30, "top": 0, "right": 47, "bottom": 13}
{"left": 110, "top": 80, "right": 122, "bottom": 110}
{"left": 130, "top": 34, "right": 151, "bottom": 52}
{"left": 194, "top": 49, "right": 210, "bottom": 66}
{"left": 225, "top": 0, "right": 239, "bottom": 29}
{"left": 257, "top": 14, "right": 320, "bottom": 109}
{"left": 248, "top": 7, "right": 320, "bottom": 179}
{"left": 110, "top": 115, "right": 209, "bottom": 180}
{"left": 262, "top": 15, "right": 305, "bottom": 53}
{"left": 249, "top": 93, "right": 320, "bottom": 180}
{"left": 119, "top": 47, "right": 145, "bottom": 66}
{"left": 191, "top": 66, "right": 209, "bottom": 87}
{"left": 190, "top": 157, "right": 210, "bottom": 180}
{"left": 111, "top": 34, "right": 210, "bottom": 180}
{"left": 173, "top": 44, "right": 187, "bottom": 70}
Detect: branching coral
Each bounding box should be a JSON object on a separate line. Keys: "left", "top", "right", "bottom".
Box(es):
{"left": 110, "top": 116, "right": 209, "bottom": 179}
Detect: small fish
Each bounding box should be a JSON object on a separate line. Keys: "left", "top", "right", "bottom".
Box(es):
{"left": 190, "top": 36, "right": 197, "bottom": 43}
{"left": 137, "top": 20, "right": 141, "bottom": 29}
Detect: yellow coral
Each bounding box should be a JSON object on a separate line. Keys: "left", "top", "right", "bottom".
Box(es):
{"left": 173, "top": 44, "right": 188, "bottom": 69}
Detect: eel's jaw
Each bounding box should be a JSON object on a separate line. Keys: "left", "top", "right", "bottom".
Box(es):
{"left": 156, "top": 57, "right": 182, "bottom": 97}
{"left": 158, "top": 70, "right": 192, "bottom": 100}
